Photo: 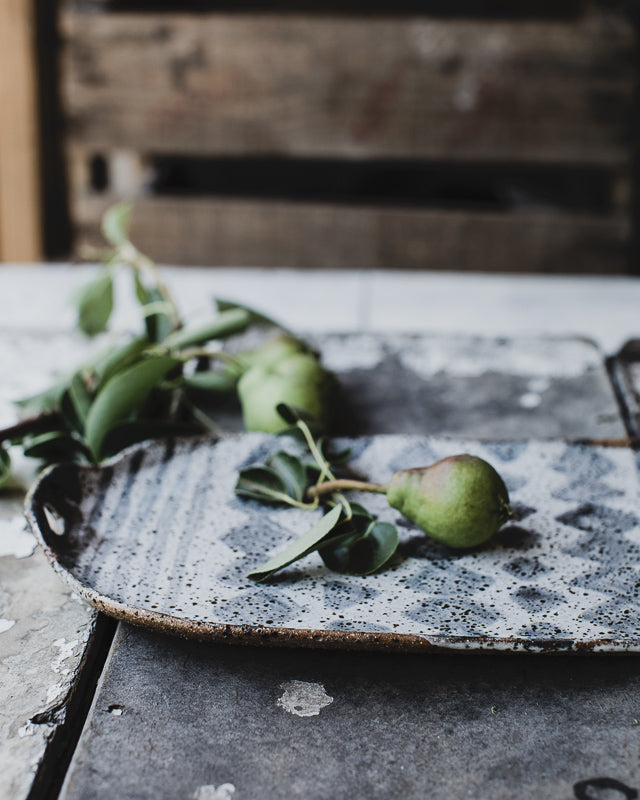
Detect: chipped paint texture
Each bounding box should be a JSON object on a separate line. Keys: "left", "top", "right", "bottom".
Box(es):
{"left": 277, "top": 681, "right": 334, "bottom": 717}
{"left": 318, "top": 333, "right": 603, "bottom": 379}
{"left": 0, "top": 327, "right": 99, "bottom": 800}
{"left": 193, "top": 784, "right": 236, "bottom": 800}
{"left": 0, "top": 330, "right": 95, "bottom": 430}
{"left": 0, "top": 517, "right": 37, "bottom": 559}
{"left": 0, "top": 507, "right": 95, "bottom": 800}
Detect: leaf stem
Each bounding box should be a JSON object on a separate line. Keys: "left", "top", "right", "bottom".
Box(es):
{"left": 306, "top": 479, "right": 388, "bottom": 500}
{"left": 296, "top": 419, "right": 336, "bottom": 485}
{"left": 122, "top": 243, "right": 181, "bottom": 332}
{"left": 177, "top": 347, "right": 243, "bottom": 368}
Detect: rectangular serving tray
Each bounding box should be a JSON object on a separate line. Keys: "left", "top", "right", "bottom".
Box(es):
{"left": 26, "top": 433, "right": 640, "bottom": 653}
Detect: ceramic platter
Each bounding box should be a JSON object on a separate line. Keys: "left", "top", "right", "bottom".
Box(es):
{"left": 25, "top": 432, "right": 640, "bottom": 654}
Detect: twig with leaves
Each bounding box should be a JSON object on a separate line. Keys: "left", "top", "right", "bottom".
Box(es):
{"left": 236, "top": 404, "right": 399, "bottom": 581}
{"left": 0, "top": 203, "right": 330, "bottom": 488}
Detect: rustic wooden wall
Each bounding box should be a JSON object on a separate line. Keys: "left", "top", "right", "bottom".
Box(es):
{"left": 60, "top": 1, "right": 637, "bottom": 272}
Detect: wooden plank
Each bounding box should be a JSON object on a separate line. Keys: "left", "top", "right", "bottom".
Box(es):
{"left": 0, "top": 0, "right": 42, "bottom": 261}
{"left": 70, "top": 194, "right": 630, "bottom": 273}
{"left": 60, "top": 10, "right": 635, "bottom": 165}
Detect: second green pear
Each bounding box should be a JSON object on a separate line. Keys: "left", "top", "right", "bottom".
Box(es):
{"left": 237, "top": 352, "right": 333, "bottom": 433}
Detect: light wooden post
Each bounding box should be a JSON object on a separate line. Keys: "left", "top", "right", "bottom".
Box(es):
{"left": 0, "top": 0, "right": 42, "bottom": 262}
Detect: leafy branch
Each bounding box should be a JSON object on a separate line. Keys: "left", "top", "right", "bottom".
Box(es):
{"left": 235, "top": 404, "right": 399, "bottom": 581}
{"left": 0, "top": 203, "right": 332, "bottom": 488}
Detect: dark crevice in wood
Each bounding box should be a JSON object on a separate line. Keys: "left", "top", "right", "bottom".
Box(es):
{"left": 628, "top": 6, "right": 640, "bottom": 275}
{"left": 67, "top": 0, "right": 588, "bottom": 20}
{"left": 134, "top": 156, "right": 618, "bottom": 214}
{"left": 35, "top": 0, "right": 72, "bottom": 258}
{"left": 25, "top": 614, "right": 118, "bottom": 800}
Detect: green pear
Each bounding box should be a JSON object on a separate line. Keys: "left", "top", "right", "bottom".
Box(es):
{"left": 237, "top": 353, "right": 333, "bottom": 433}
{"left": 238, "top": 335, "right": 310, "bottom": 372}
{"left": 386, "top": 455, "right": 512, "bottom": 548}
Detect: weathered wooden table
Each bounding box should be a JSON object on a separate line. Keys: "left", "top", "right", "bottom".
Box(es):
{"left": 3, "top": 265, "right": 640, "bottom": 800}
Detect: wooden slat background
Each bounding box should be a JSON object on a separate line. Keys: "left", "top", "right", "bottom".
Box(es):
{"left": 61, "top": 12, "right": 634, "bottom": 164}
{"left": 60, "top": 2, "right": 637, "bottom": 272}
{"left": 72, "top": 194, "right": 628, "bottom": 273}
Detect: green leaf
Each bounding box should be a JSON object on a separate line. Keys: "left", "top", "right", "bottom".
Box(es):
{"left": 275, "top": 403, "right": 313, "bottom": 427}
{"left": 343, "top": 502, "right": 373, "bottom": 520}
{"left": 22, "top": 431, "right": 88, "bottom": 463}
{"left": 164, "top": 309, "right": 251, "bottom": 350}
{"left": 0, "top": 447, "right": 11, "bottom": 488}
{"left": 320, "top": 521, "right": 398, "bottom": 576}
{"left": 318, "top": 438, "right": 352, "bottom": 467}
{"left": 101, "top": 201, "right": 132, "bottom": 247}
{"left": 74, "top": 270, "right": 114, "bottom": 336}
{"left": 85, "top": 355, "right": 181, "bottom": 460}
{"left": 134, "top": 274, "right": 173, "bottom": 343}
{"left": 235, "top": 467, "right": 291, "bottom": 504}
{"left": 94, "top": 336, "right": 150, "bottom": 389}
{"left": 215, "top": 298, "right": 290, "bottom": 333}
{"left": 247, "top": 504, "right": 343, "bottom": 582}
{"left": 184, "top": 369, "right": 238, "bottom": 394}
{"left": 2, "top": 411, "right": 68, "bottom": 448}
{"left": 267, "top": 451, "right": 308, "bottom": 502}
{"left": 68, "top": 372, "right": 92, "bottom": 425}
{"left": 15, "top": 378, "right": 69, "bottom": 416}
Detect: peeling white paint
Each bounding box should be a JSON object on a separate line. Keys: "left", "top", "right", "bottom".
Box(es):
{"left": 18, "top": 722, "right": 36, "bottom": 739}
{"left": 277, "top": 680, "right": 333, "bottom": 717}
{"left": 528, "top": 377, "right": 551, "bottom": 394}
{"left": 193, "top": 783, "right": 236, "bottom": 800}
{"left": 0, "top": 618, "right": 15, "bottom": 634}
{"left": 51, "top": 638, "right": 78, "bottom": 674}
{"left": 0, "top": 516, "right": 37, "bottom": 559}
{"left": 398, "top": 338, "right": 599, "bottom": 379}
{"left": 519, "top": 393, "right": 542, "bottom": 409}
{"left": 45, "top": 682, "right": 66, "bottom": 706}
{"left": 321, "top": 335, "right": 384, "bottom": 372}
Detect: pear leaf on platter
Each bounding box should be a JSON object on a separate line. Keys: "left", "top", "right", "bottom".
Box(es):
{"left": 247, "top": 504, "right": 343, "bottom": 582}
{"left": 267, "top": 451, "right": 308, "bottom": 502}
{"left": 320, "top": 520, "right": 398, "bottom": 576}
{"left": 235, "top": 467, "right": 292, "bottom": 505}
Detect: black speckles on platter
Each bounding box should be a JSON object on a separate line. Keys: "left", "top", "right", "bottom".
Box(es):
{"left": 25, "top": 433, "right": 640, "bottom": 653}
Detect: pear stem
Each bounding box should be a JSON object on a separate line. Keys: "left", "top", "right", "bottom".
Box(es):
{"left": 306, "top": 479, "right": 388, "bottom": 500}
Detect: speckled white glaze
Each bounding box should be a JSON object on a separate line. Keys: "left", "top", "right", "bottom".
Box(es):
{"left": 27, "top": 434, "right": 640, "bottom": 652}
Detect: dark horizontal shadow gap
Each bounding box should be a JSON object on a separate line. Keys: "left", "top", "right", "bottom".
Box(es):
{"left": 71, "top": 0, "right": 586, "bottom": 20}
{"left": 132, "top": 156, "right": 615, "bottom": 214}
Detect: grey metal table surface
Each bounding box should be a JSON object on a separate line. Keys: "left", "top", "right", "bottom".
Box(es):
{"left": 3, "top": 265, "right": 640, "bottom": 800}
